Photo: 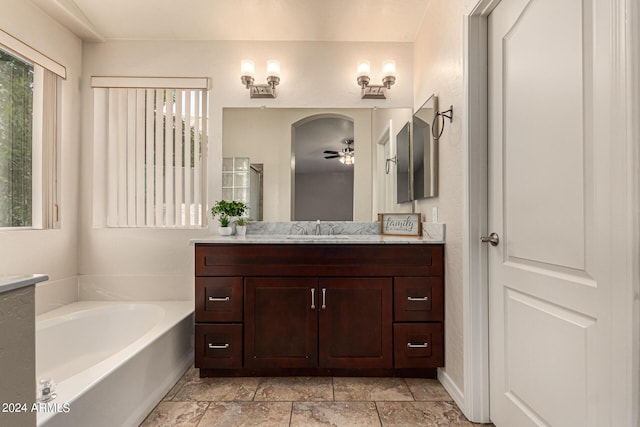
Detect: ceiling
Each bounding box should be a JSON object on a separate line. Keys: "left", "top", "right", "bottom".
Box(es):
{"left": 30, "top": 0, "right": 432, "bottom": 42}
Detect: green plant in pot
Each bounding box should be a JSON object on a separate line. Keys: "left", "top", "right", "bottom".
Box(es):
{"left": 211, "top": 200, "right": 247, "bottom": 236}
{"left": 235, "top": 216, "right": 249, "bottom": 236}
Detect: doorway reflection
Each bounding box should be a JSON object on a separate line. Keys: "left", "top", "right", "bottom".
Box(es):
{"left": 292, "top": 115, "right": 354, "bottom": 221}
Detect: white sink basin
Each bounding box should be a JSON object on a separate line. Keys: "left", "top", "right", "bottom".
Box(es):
{"left": 286, "top": 235, "right": 350, "bottom": 240}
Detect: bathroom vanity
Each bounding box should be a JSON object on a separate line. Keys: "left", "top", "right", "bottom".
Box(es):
{"left": 193, "top": 235, "right": 444, "bottom": 378}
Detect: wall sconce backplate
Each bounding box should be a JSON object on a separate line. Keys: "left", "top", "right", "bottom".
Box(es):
{"left": 249, "top": 84, "right": 277, "bottom": 98}
{"left": 361, "top": 85, "right": 387, "bottom": 99}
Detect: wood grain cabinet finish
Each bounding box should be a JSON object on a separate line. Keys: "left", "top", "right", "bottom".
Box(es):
{"left": 245, "top": 277, "right": 318, "bottom": 369}
{"left": 195, "top": 277, "right": 243, "bottom": 323}
{"left": 195, "top": 324, "right": 243, "bottom": 369}
{"left": 318, "top": 278, "right": 392, "bottom": 369}
{"left": 194, "top": 243, "right": 444, "bottom": 377}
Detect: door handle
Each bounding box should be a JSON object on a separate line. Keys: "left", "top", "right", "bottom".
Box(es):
{"left": 321, "top": 288, "right": 326, "bottom": 309}
{"left": 480, "top": 232, "right": 499, "bottom": 246}
{"left": 311, "top": 288, "right": 316, "bottom": 309}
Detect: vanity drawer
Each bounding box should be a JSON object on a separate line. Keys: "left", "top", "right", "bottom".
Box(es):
{"left": 195, "top": 277, "right": 243, "bottom": 323}
{"left": 195, "top": 324, "right": 243, "bottom": 369}
{"left": 393, "top": 323, "right": 443, "bottom": 368}
{"left": 195, "top": 244, "right": 444, "bottom": 277}
{"left": 394, "top": 277, "right": 443, "bottom": 322}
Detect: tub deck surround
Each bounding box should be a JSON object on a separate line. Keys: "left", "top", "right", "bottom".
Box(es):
{"left": 36, "top": 301, "right": 193, "bottom": 427}
{"left": 0, "top": 274, "right": 49, "bottom": 294}
{"left": 193, "top": 224, "right": 445, "bottom": 378}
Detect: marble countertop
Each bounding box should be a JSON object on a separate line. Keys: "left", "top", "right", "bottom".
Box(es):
{"left": 193, "top": 222, "right": 445, "bottom": 245}
{"left": 0, "top": 274, "right": 49, "bottom": 294}
{"left": 191, "top": 234, "right": 444, "bottom": 245}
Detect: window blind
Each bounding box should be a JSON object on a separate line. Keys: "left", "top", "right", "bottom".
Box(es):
{"left": 92, "top": 78, "right": 208, "bottom": 228}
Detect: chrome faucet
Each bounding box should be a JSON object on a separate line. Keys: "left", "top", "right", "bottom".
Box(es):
{"left": 315, "top": 220, "right": 321, "bottom": 235}
{"left": 292, "top": 224, "right": 308, "bottom": 235}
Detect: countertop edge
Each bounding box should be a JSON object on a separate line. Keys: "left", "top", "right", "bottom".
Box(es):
{"left": 0, "top": 274, "right": 49, "bottom": 295}
{"left": 190, "top": 236, "right": 445, "bottom": 245}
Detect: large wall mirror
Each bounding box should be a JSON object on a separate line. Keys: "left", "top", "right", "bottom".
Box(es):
{"left": 412, "top": 94, "right": 438, "bottom": 200}
{"left": 222, "top": 108, "right": 412, "bottom": 221}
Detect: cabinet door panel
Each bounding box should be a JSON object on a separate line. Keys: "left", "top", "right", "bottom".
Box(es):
{"left": 245, "top": 277, "right": 318, "bottom": 368}
{"left": 318, "top": 278, "right": 393, "bottom": 369}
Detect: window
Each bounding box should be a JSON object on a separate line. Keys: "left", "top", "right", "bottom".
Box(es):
{"left": 91, "top": 77, "right": 209, "bottom": 228}
{"left": 0, "top": 30, "right": 63, "bottom": 230}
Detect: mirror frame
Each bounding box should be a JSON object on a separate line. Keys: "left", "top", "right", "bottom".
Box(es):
{"left": 396, "top": 121, "right": 412, "bottom": 204}
{"left": 411, "top": 94, "right": 439, "bottom": 200}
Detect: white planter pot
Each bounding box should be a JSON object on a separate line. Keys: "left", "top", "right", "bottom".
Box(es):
{"left": 236, "top": 225, "right": 247, "bottom": 236}
{"left": 218, "top": 226, "right": 233, "bottom": 236}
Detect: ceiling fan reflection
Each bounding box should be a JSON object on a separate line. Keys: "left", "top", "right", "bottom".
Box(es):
{"left": 324, "top": 139, "right": 355, "bottom": 164}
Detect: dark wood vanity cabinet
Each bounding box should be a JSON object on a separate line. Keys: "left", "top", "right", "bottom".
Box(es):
{"left": 245, "top": 277, "right": 318, "bottom": 369}
{"left": 194, "top": 243, "right": 444, "bottom": 377}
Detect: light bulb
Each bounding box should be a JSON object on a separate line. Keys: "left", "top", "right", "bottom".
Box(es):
{"left": 382, "top": 60, "right": 396, "bottom": 78}
{"left": 357, "top": 60, "right": 371, "bottom": 77}
{"left": 266, "top": 60, "right": 280, "bottom": 78}
{"left": 240, "top": 60, "right": 255, "bottom": 78}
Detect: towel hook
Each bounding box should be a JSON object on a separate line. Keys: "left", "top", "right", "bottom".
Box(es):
{"left": 385, "top": 156, "right": 397, "bottom": 174}
{"left": 432, "top": 105, "right": 454, "bottom": 140}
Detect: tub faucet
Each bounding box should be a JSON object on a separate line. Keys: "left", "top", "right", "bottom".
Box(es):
{"left": 315, "top": 220, "right": 321, "bottom": 235}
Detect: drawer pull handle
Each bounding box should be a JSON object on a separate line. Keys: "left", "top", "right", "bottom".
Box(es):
{"left": 407, "top": 342, "right": 428, "bottom": 348}
{"left": 407, "top": 296, "right": 429, "bottom": 301}
{"left": 311, "top": 288, "right": 316, "bottom": 309}
{"left": 208, "top": 296, "right": 230, "bottom": 302}
{"left": 208, "top": 343, "right": 230, "bottom": 349}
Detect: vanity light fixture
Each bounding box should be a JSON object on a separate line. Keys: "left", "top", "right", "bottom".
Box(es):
{"left": 240, "top": 59, "right": 281, "bottom": 98}
{"left": 357, "top": 60, "right": 396, "bottom": 99}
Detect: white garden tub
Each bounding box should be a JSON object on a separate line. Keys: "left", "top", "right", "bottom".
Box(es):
{"left": 36, "top": 301, "right": 193, "bottom": 427}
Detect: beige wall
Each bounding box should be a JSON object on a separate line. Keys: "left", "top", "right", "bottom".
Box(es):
{"left": 413, "top": 0, "right": 476, "bottom": 395}
{"left": 79, "top": 42, "right": 412, "bottom": 288}
{"left": 0, "top": 0, "right": 82, "bottom": 313}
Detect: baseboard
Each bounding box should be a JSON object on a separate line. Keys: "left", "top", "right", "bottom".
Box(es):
{"left": 438, "top": 368, "right": 467, "bottom": 417}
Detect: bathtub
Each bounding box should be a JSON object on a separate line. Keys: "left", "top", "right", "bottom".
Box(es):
{"left": 36, "top": 301, "right": 194, "bottom": 427}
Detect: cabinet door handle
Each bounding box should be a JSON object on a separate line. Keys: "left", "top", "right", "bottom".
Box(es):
{"left": 407, "top": 296, "right": 428, "bottom": 301}
{"left": 208, "top": 296, "right": 230, "bottom": 302}
{"left": 208, "top": 343, "right": 230, "bottom": 349}
{"left": 321, "top": 288, "right": 326, "bottom": 309}
{"left": 311, "top": 288, "right": 316, "bottom": 309}
{"left": 407, "top": 342, "right": 428, "bottom": 348}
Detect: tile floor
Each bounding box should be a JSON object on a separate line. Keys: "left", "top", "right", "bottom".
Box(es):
{"left": 141, "top": 367, "right": 491, "bottom": 426}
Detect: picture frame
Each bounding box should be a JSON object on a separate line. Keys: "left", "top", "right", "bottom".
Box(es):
{"left": 378, "top": 213, "right": 422, "bottom": 237}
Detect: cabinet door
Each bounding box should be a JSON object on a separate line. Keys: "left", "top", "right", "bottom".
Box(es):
{"left": 245, "top": 277, "right": 318, "bottom": 368}
{"left": 318, "top": 278, "right": 393, "bottom": 369}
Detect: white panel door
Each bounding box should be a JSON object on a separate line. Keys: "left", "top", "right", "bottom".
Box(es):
{"left": 488, "top": 0, "right": 614, "bottom": 425}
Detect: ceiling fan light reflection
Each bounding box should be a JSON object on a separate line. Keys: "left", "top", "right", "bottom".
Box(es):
{"left": 339, "top": 155, "right": 355, "bottom": 165}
